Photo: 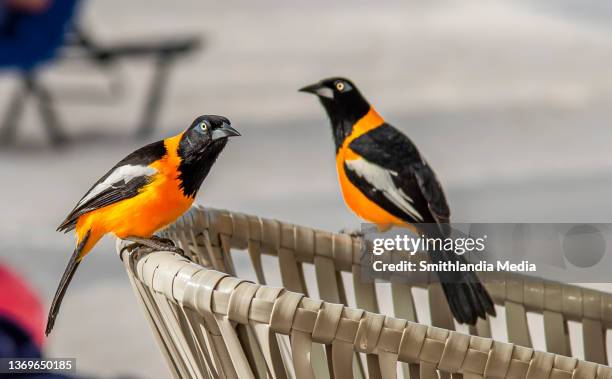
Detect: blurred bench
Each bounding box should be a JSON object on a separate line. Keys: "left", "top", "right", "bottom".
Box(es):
{"left": 0, "top": 0, "right": 202, "bottom": 146}
{"left": 67, "top": 27, "right": 201, "bottom": 138}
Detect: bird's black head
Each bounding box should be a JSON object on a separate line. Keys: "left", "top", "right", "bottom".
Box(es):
{"left": 177, "top": 115, "right": 240, "bottom": 198}
{"left": 299, "top": 77, "right": 370, "bottom": 149}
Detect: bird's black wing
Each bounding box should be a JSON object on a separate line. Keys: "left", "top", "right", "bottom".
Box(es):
{"left": 346, "top": 123, "right": 450, "bottom": 227}
{"left": 57, "top": 141, "right": 167, "bottom": 233}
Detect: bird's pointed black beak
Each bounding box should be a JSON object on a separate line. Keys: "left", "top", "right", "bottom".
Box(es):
{"left": 299, "top": 82, "right": 334, "bottom": 99}
{"left": 299, "top": 82, "right": 322, "bottom": 94}
{"left": 212, "top": 122, "right": 241, "bottom": 140}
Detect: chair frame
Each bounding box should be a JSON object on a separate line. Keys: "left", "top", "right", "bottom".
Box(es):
{"left": 119, "top": 206, "right": 612, "bottom": 378}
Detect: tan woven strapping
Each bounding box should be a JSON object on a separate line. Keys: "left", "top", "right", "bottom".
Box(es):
{"left": 164, "top": 207, "right": 612, "bottom": 328}
{"left": 118, "top": 206, "right": 612, "bottom": 377}
{"left": 121, "top": 248, "right": 612, "bottom": 379}
{"left": 163, "top": 207, "right": 612, "bottom": 363}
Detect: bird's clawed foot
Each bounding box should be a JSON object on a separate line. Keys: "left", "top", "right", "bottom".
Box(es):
{"left": 150, "top": 235, "right": 178, "bottom": 247}
{"left": 339, "top": 228, "right": 364, "bottom": 239}
{"left": 120, "top": 242, "right": 153, "bottom": 260}
{"left": 122, "top": 236, "right": 185, "bottom": 256}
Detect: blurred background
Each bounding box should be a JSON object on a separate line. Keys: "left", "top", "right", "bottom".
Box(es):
{"left": 2, "top": 0, "right": 612, "bottom": 377}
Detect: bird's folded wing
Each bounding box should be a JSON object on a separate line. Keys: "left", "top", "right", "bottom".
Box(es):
{"left": 411, "top": 161, "right": 450, "bottom": 225}
{"left": 344, "top": 158, "right": 425, "bottom": 222}
{"left": 57, "top": 164, "right": 157, "bottom": 233}
{"left": 347, "top": 123, "right": 450, "bottom": 226}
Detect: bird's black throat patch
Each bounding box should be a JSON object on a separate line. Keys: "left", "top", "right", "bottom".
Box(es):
{"left": 177, "top": 138, "right": 228, "bottom": 198}
{"left": 319, "top": 92, "right": 370, "bottom": 151}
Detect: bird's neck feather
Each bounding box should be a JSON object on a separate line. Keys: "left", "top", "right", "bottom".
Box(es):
{"left": 320, "top": 94, "right": 371, "bottom": 151}
{"left": 177, "top": 139, "right": 227, "bottom": 198}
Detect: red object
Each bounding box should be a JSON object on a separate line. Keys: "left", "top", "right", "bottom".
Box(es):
{"left": 0, "top": 264, "right": 45, "bottom": 347}
{"left": 6, "top": 0, "right": 52, "bottom": 13}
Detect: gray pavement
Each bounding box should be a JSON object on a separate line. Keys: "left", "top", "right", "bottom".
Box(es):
{"left": 2, "top": 0, "right": 612, "bottom": 377}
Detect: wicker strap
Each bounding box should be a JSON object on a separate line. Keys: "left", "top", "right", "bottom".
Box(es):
{"left": 125, "top": 249, "right": 612, "bottom": 379}
{"left": 146, "top": 207, "right": 612, "bottom": 377}
{"left": 164, "top": 207, "right": 612, "bottom": 330}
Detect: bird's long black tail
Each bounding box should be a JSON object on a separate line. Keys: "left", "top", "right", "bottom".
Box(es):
{"left": 46, "top": 230, "right": 89, "bottom": 336}
{"left": 434, "top": 249, "right": 496, "bottom": 325}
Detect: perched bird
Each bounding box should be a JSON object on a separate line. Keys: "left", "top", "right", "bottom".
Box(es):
{"left": 47, "top": 115, "right": 240, "bottom": 335}
{"left": 300, "top": 78, "right": 495, "bottom": 324}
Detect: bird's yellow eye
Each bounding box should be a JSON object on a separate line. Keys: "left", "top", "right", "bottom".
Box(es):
{"left": 200, "top": 122, "right": 207, "bottom": 131}
{"left": 335, "top": 82, "right": 345, "bottom": 91}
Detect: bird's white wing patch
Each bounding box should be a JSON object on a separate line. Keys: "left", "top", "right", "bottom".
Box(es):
{"left": 345, "top": 158, "right": 424, "bottom": 222}
{"left": 79, "top": 165, "right": 157, "bottom": 205}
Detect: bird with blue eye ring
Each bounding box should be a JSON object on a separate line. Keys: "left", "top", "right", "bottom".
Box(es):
{"left": 46, "top": 115, "right": 240, "bottom": 336}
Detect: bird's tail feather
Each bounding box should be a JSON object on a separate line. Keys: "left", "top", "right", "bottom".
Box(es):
{"left": 46, "top": 230, "right": 90, "bottom": 336}
{"left": 434, "top": 251, "right": 496, "bottom": 325}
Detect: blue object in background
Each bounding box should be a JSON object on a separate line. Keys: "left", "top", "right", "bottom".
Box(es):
{"left": 0, "top": 0, "right": 80, "bottom": 146}
{"left": 0, "top": 317, "right": 39, "bottom": 361}
{"left": 0, "top": 0, "right": 80, "bottom": 71}
{"left": 0, "top": 0, "right": 200, "bottom": 146}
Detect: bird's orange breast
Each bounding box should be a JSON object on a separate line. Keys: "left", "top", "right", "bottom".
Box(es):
{"left": 335, "top": 108, "right": 406, "bottom": 227}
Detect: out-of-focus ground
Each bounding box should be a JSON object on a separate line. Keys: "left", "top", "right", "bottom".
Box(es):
{"left": 2, "top": 0, "right": 612, "bottom": 377}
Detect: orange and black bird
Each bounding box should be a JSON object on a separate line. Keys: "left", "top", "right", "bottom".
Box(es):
{"left": 300, "top": 77, "right": 495, "bottom": 324}
{"left": 47, "top": 115, "right": 240, "bottom": 335}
